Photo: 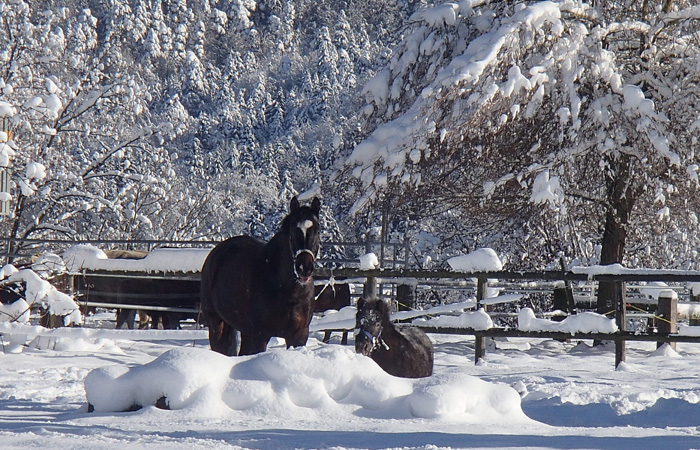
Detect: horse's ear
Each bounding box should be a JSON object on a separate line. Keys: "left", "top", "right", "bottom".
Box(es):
{"left": 356, "top": 297, "right": 366, "bottom": 310}
{"left": 290, "top": 196, "right": 300, "bottom": 212}
{"left": 311, "top": 197, "right": 321, "bottom": 216}
{"left": 375, "top": 299, "right": 388, "bottom": 314}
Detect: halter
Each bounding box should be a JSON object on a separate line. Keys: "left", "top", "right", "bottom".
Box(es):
{"left": 293, "top": 248, "right": 316, "bottom": 281}
{"left": 294, "top": 248, "right": 316, "bottom": 261}
{"left": 355, "top": 327, "right": 390, "bottom": 353}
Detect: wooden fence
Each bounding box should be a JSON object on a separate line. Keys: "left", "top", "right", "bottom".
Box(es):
{"left": 5, "top": 235, "right": 700, "bottom": 367}
{"left": 316, "top": 267, "right": 700, "bottom": 367}
{"left": 54, "top": 264, "right": 700, "bottom": 367}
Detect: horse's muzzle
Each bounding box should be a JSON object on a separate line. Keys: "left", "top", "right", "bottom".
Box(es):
{"left": 294, "top": 250, "right": 315, "bottom": 285}
{"left": 355, "top": 332, "right": 374, "bottom": 356}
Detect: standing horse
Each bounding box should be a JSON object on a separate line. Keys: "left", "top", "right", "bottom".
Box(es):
{"left": 355, "top": 297, "right": 433, "bottom": 378}
{"left": 200, "top": 196, "right": 321, "bottom": 356}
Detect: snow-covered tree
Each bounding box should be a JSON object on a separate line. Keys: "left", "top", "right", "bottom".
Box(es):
{"left": 0, "top": 0, "right": 434, "bottom": 261}
{"left": 0, "top": 2, "right": 183, "bottom": 258}
{"left": 340, "top": 0, "right": 700, "bottom": 309}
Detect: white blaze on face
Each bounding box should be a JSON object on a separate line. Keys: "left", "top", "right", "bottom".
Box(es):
{"left": 298, "top": 220, "right": 314, "bottom": 239}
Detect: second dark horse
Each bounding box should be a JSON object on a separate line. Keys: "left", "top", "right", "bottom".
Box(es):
{"left": 200, "top": 197, "right": 321, "bottom": 356}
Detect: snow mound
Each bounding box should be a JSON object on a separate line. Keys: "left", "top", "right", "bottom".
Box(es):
{"left": 447, "top": 248, "right": 503, "bottom": 272}
{"left": 84, "top": 346, "right": 532, "bottom": 424}
{"left": 359, "top": 252, "right": 379, "bottom": 270}
{"left": 650, "top": 343, "right": 681, "bottom": 358}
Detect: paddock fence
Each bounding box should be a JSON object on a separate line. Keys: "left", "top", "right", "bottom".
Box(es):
{"left": 314, "top": 267, "right": 700, "bottom": 367}
{"left": 60, "top": 265, "right": 700, "bottom": 368}
{"left": 4, "top": 237, "right": 700, "bottom": 368}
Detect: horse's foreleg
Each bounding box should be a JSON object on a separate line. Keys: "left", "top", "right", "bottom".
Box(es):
{"left": 115, "top": 309, "right": 125, "bottom": 329}
{"left": 239, "top": 332, "right": 251, "bottom": 355}
{"left": 207, "top": 316, "right": 238, "bottom": 356}
{"left": 239, "top": 332, "right": 268, "bottom": 355}
{"left": 285, "top": 328, "right": 310, "bottom": 349}
{"left": 125, "top": 309, "right": 136, "bottom": 329}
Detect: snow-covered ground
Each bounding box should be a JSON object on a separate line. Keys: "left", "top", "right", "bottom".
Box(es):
{"left": 1, "top": 310, "right": 699, "bottom": 450}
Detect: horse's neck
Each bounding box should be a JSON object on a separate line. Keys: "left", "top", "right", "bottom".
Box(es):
{"left": 264, "top": 231, "right": 295, "bottom": 280}
{"left": 380, "top": 319, "right": 399, "bottom": 341}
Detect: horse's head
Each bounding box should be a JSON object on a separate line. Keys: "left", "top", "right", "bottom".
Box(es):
{"left": 354, "top": 297, "right": 389, "bottom": 356}
{"left": 286, "top": 196, "right": 321, "bottom": 285}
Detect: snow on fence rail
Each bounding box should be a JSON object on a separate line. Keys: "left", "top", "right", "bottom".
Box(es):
{"left": 0, "top": 322, "right": 209, "bottom": 349}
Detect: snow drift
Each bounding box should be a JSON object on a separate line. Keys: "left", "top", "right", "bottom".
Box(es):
{"left": 84, "top": 345, "right": 534, "bottom": 425}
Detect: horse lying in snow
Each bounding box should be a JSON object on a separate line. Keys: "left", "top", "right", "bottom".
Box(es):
{"left": 354, "top": 297, "right": 433, "bottom": 378}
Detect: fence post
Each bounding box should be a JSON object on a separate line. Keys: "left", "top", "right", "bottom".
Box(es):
{"left": 363, "top": 238, "right": 376, "bottom": 298}
{"left": 474, "top": 277, "right": 488, "bottom": 364}
{"left": 396, "top": 281, "right": 417, "bottom": 312}
{"left": 363, "top": 276, "right": 377, "bottom": 298}
{"left": 615, "top": 282, "right": 626, "bottom": 367}
{"left": 552, "top": 283, "right": 572, "bottom": 322}
{"left": 657, "top": 290, "right": 678, "bottom": 351}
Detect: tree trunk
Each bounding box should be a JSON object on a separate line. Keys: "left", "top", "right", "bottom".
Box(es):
{"left": 597, "top": 208, "right": 627, "bottom": 316}
{"left": 597, "top": 155, "right": 636, "bottom": 319}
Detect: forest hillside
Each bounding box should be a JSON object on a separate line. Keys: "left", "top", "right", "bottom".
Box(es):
{"left": 1, "top": 0, "right": 699, "bottom": 271}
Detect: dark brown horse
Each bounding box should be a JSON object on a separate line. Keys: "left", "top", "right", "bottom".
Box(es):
{"left": 200, "top": 196, "right": 321, "bottom": 356}
{"left": 355, "top": 297, "right": 433, "bottom": 378}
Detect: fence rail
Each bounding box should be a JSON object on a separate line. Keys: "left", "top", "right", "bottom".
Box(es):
{"left": 316, "top": 267, "right": 700, "bottom": 283}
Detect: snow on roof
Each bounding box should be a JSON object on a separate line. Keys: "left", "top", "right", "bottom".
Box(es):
{"left": 309, "top": 306, "right": 356, "bottom": 332}
{"left": 62, "top": 244, "right": 211, "bottom": 273}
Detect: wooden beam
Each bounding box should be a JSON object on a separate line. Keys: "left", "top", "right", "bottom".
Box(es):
{"left": 315, "top": 267, "right": 700, "bottom": 283}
